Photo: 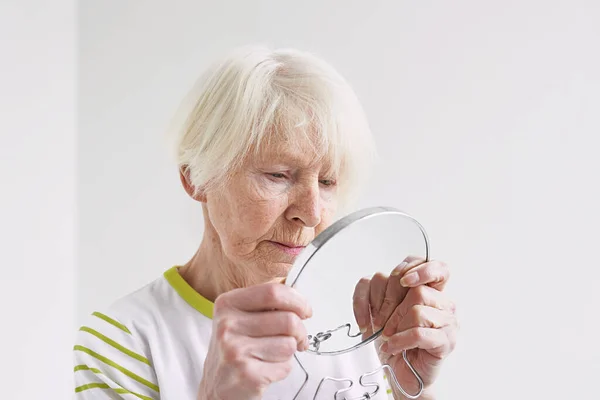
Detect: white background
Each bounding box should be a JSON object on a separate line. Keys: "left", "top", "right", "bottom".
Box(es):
{"left": 0, "top": 1, "right": 75, "bottom": 399}
{"left": 2, "top": 0, "right": 599, "bottom": 399}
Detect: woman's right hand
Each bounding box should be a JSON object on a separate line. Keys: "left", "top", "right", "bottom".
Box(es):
{"left": 197, "top": 282, "right": 312, "bottom": 400}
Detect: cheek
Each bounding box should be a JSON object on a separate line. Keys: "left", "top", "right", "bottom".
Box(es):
{"left": 316, "top": 193, "right": 338, "bottom": 234}
{"left": 317, "top": 212, "right": 334, "bottom": 235}
{"left": 249, "top": 175, "right": 290, "bottom": 200}
{"left": 222, "top": 189, "right": 289, "bottom": 251}
{"left": 236, "top": 199, "right": 284, "bottom": 235}
{"left": 244, "top": 178, "right": 289, "bottom": 217}
{"left": 239, "top": 179, "right": 290, "bottom": 230}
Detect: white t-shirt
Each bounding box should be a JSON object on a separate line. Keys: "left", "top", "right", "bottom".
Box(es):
{"left": 73, "top": 266, "right": 394, "bottom": 399}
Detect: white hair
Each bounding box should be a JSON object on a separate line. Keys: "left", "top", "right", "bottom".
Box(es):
{"left": 169, "top": 45, "right": 376, "bottom": 208}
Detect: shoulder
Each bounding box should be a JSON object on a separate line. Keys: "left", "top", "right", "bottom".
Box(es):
{"left": 73, "top": 274, "right": 168, "bottom": 398}
{"left": 77, "top": 269, "right": 176, "bottom": 343}
{"left": 104, "top": 273, "right": 171, "bottom": 329}
{"left": 74, "top": 265, "right": 210, "bottom": 356}
{"left": 74, "top": 268, "right": 174, "bottom": 359}
{"left": 74, "top": 269, "right": 170, "bottom": 355}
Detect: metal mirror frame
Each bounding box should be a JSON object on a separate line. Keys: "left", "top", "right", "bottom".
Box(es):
{"left": 285, "top": 206, "right": 429, "bottom": 400}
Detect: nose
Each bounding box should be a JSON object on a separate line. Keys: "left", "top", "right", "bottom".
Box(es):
{"left": 286, "top": 181, "right": 322, "bottom": 228}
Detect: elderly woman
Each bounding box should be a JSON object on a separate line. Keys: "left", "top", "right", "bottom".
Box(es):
{"left": 73, "top": 46, "right": 458, "bottom": 400}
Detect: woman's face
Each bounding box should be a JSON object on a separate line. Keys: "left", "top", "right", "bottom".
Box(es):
{"left": 204, "top": 138, "right": 339, "bottom": 283}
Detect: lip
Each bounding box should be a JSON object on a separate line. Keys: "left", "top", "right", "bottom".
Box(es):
{"left": 270, "top": 241, "right": 307, "bottom": 256}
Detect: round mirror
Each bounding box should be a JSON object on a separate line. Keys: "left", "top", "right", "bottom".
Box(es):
{"left": 285, "top": 206, "right": 429, "bottom": 399}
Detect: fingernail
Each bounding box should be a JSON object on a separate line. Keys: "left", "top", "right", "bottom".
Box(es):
{"left": 373, "top": 324, "right": 382, "bottom": 332}
{"left": 360, "top": 326, "right": 367, "bottom": 334}
{"left": 391, "top": 261, "right": 408, "bottom": 276}
{"left": 306, "top": 305, "right": 313, "bottom": 318}
{"left": 380, "top": 342, "right": 389, "bottom": 353}
{"left": 380, "top": 334, "right": 389, "bottom": 342}
{"left": 301, "top": 338, "right": 309, "bottom": 351}
{"left": 400, "top": 272, "right": 418, "bottom": 287}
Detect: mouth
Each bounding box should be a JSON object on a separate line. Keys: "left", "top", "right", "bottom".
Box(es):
{"left": 269, "top": 241, "right": 307, "bottom": 256}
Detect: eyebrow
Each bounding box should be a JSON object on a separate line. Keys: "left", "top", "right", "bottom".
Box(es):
{"left": 254, "top": 153, "right": 336, "bottom": 175}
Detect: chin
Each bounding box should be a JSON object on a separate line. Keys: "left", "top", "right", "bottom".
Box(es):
{"left": 262, "top": 262, "right": 293, "bottom": 281}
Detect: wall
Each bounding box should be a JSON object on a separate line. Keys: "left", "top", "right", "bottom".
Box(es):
{"left": 0, "top": 1, "right": 75, "bottom": 398}
{"left": 77, "top": 1, "right": 600, "bottom": 398}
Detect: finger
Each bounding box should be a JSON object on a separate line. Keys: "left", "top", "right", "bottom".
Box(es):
{"left": 382, "top": 286, "right": 455, "bottom": 338}
{"left": 233, "top": 310, "right": 308, "bottom": 350}
{"left": 374, "top": 256, "right": 425, "bottom": 333}
{"left": 400, "top": 260, "right": 450, "bottom": 290}
{"left": 395, "top": 305, "right": 455, "bottom": 332}
{"left": 427, "top": 323, "right": 459, "bottom": 359}
{"left": 217, "top": 283, "right": 312, "bottom": 319}
{"left": 369, "top": 272, "right": 388, "bottom": 331}
{"left": 353, "top": 277, "right": 371, "bottom": 334}
{"left": 248, "top": 336, "right": 300, "bottom": 362}
{"left": 390, "top": 256, "right": 427, "bottom": 278}
{"left": 381, "top": 327, "right": 450, "bottom": 357}
{"left": 383, "top": 306, "right": 457, "bottom": 357}
{"left": 372, "top": 272, "right": 409, "bottom": 332}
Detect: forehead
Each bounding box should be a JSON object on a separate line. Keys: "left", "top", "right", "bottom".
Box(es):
{"left": 249, "top": 135, "right": 335, "bottom": 171}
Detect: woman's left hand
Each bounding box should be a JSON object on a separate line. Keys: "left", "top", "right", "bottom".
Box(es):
{"left": 353, "top": 257, "right": 459, "bottom": 398}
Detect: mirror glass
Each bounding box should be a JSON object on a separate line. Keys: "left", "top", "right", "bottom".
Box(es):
{"left": 286, "top": 207, "right": 430, "bottom": 355}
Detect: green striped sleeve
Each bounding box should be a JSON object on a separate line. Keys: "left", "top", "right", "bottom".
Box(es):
{"left": 74, "top": 364, "right": 102, "bottom": 374}
{"left": 92, "top": 311, "right": 132, "bottom": 334}
{"left": 79, "top": 326, "right": 151, "bottom": 365}
{"left": 73, "top": 345, "right": 159, "bottom": 393}
{"left": 75, "top": 382, "right": 155, "bottom": 400}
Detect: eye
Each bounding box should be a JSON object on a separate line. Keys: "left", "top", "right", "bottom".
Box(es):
{"left": 319, "top": 179, "right": 336, "bottom": 187}
{"left": 268, "top": 173, "right": 286, "bottom": 179}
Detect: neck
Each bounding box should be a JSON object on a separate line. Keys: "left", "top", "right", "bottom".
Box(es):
{"left": 179, "top": 240, "right": 225, "bottom": 303}
{"left": 178, "top": 205, "right": 275, "bottom": 302}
